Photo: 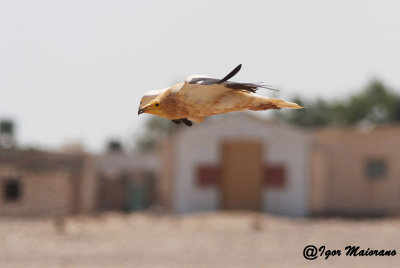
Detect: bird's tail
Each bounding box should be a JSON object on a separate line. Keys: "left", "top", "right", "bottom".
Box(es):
{"left": 250, "top": 97, "right": 303, "bottom": 111}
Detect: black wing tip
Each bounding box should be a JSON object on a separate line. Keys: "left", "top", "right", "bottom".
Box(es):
{"left": 218, "top": 64, "right": 242, "bottom": 84}
{"left": 224, "top": 82, "right": 279, "bottom": 93}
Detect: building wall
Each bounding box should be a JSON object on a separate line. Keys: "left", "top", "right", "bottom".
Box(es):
{"left": 0, "top": 150, "right": 97, "bottom": 217}
{"left": 0, "top": 165, "right": 71, "bottom": 216}
{"left": 168, "top": 114, "right": 311, "bottom": 216}
{"left": 311, "top": 126, "right": 400, "bottom": 216}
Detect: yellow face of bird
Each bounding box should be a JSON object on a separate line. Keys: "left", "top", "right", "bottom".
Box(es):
{"left": 138, "top": 100, "right": 164, "bottom": 117}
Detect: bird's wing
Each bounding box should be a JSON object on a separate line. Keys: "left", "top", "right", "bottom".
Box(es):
{"left": 179, "top": 81, "right": 231, "bottom": 102}
{"left": 179, "top": 78, "right": 274, "bottom": 103}
{"left": 185, "top": 77, "right": 275, "bottom": 93}
{"left": 185, "top": 64, "right": 240, "bottom": 85}
{"left": 139, "top": 88, "right": 167, "bottom": 108}
{"left": 184, "top": 64, "right": 276, "bottom": 94}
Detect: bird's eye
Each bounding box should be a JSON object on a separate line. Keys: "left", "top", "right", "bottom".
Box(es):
{"left": 155, "top": 103, "right": 160, "bottom": 107}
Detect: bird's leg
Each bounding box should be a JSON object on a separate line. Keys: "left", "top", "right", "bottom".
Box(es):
{"left": 181, "top": 119, "right": 193, "bottom": 127}
{"left": 171, "top": 119, "right": 192, "bottom": 126}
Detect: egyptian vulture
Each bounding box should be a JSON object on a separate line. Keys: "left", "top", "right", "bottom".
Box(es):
{"left": 138, "top": 64, "right": 302, "bottom": 126}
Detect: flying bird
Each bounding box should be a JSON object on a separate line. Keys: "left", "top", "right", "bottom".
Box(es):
{"left": 138, "top": 64, "right": 302, "bottom": 126}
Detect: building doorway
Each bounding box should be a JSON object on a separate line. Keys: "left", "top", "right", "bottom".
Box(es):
{"left": 220, "top": 140, "right": 263, "bottom": 210}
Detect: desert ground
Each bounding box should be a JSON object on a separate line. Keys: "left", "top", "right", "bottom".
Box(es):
{"left": 0, "top": 212, "right": 399, "bottom": 268}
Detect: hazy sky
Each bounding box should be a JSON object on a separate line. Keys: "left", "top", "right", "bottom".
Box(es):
{"left": 1, "top": 0, "right": 400, "bottom": 152}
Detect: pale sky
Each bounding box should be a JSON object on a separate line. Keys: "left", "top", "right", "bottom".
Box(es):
{"left": 1, "top": 0, "right": 400, "bottom": 152}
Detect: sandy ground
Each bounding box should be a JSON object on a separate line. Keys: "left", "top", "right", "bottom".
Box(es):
{"left": 0, "top": 212, "right": 399, "bottom": 268}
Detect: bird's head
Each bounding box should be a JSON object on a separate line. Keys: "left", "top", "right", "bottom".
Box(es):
{"left": 138, "top": 99, "right": 163, "bottom": 116}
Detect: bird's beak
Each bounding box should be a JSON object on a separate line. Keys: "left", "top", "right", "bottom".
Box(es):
{"left": 138, "top": 108, "right": 144, "bottom": 115}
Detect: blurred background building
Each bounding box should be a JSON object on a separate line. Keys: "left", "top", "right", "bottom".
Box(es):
{"left": 0, "top": 120, "right": 97, "bottom": 216}
{"left": 2, "top": 103, "right": 400, "bottom": 218}
{"left": 311, "top": 125, "right": 400, "bottom": 216}
{"left": 96, "top": 140, "right": 158, "bottom": 212}
{"left": 158, "top": 113, "right": 311, "bottom": 217}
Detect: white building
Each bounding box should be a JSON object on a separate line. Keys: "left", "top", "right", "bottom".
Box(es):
{"left": 159, "top": 113, "right": 312, "bottom": 217}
